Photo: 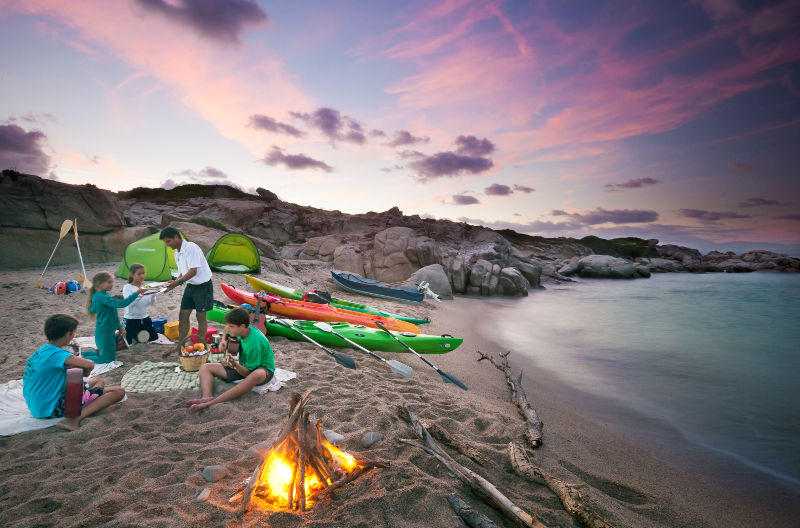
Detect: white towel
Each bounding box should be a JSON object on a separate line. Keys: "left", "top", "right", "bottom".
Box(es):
{"left": 233, "top": 368, "right": 296, "bottom": 394}
{"left": 0, "top": 380, "right": 60, "bottom": 436}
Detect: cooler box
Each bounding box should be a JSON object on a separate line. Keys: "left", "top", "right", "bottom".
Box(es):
{"left": 190, "top": 327, "right": 219, "bottom": 344}
{"left": 163, "top": 321, "right": 180, "bottom": 340}
{"left": 152, "top": 318, "right": 167, "bottom": 334}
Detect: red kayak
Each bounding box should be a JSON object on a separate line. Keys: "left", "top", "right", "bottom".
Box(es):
{"left": 221, "top": 283, "right": 421, "bottom": 334}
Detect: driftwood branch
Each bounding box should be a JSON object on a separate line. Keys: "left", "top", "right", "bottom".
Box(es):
{"left": 402, "top": 406, "right": 548, "bottom": 528}
{"left": 396, "top": 407, "right": 487, "bottom": 466}
{"left": 509, "top": 442, "right": 616, "bottom": 528}
{"left": 446, "top": 494, "right": 499, "bottom": 528}
{"left": 477, "top": 351, "right": 543, "bottom": 448}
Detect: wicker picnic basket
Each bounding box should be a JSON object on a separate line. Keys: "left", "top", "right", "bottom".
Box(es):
{"left": 178, "top": 336, "right": 208, "bottom": 372}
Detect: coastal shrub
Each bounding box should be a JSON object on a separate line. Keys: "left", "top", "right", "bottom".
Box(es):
{"left": 579, "top": 236, "right": 657, "bottom": 259}
{"left": 117, "top": 184, "right": 256, "bottom": 202}
{"left": 189, "top": 216, "right": 228, "bottom": 231}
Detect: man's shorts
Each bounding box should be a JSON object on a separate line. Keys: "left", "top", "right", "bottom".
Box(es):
{"left": 180, "top": 280, "right": 213, "bottom": 312}
{"left": 223, "top": 366, "right": 274, "bottom": 386}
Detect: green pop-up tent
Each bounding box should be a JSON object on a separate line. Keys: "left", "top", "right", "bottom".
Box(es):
{"left": 206, "top": 233, "right": 260, "bottom": 273}
{"left": 116, "top": 232, "right": 179, "bottom": 281}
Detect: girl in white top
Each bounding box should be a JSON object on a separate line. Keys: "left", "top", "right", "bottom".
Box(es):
{"left": 123, "top": 263, "right": 158, "bottom": 344}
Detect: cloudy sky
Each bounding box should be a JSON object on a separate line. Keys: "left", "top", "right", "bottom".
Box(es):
{"left": 1, "top": 0, "right": 799, "bottom": 253}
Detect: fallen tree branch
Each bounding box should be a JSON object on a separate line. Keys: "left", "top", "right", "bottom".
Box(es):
{"left": 402, "top": 406, "right": 548, "bottom": 528}
{"left": 446, "top": 494, "right": 499, "bottom": 528}
{"left": 509, "top": 442, "right": 615, "bottom": 528}
{"left": 477, "top": 351, "right": 543, "bottom": 448}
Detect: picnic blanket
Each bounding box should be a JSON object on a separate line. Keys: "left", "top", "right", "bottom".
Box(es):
{"left": 0, "top": 361, "right": 125, "bottom": 437}
{"left": 121, "top": 360, "right": 296, "bottom": 394}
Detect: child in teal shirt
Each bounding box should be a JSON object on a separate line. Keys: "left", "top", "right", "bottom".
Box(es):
{"left": 86, "top": 271, "right": 145, "bottom": 363}
{"left": 24, "top": 314, "right": 126, "bottom": 431}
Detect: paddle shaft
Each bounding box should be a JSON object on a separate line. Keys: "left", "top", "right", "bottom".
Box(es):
{"left": 271, "top": 319, "right": 355, "bottom": 366}
{"left": 327, "top": 328, "right": 388, "bottom": 363}
{"left": 38, "top": 220, "right": 74, "bottom": 281}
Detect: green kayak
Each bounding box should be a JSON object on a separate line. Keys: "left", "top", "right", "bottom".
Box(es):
{"left": 244, "top": 274, "right": 430, "bottom": 325}
{"left": 207, "top": 304, "right": 459, "bottom": 354}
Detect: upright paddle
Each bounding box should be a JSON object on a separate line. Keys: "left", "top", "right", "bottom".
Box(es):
{"left": 72, "top": 220, "right": 91, "bottom": 289}
{"left": 313, "top": 321, "right": 413, "bottom": 378}
{"left": 34, "top": 219, "right": 73, "bottom": 288}
{"left": 271, "top": 318, "right": 357, "bottom": 370}
{"left": 375, "top": 320, "right": 467, "bottom": 390}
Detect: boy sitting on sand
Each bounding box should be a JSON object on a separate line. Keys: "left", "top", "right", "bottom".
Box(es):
{"left": 186, "top": 308, "right": 274, "bottom": 413}
{"left": 23, "top": 314, "right": 126, "bottom": 431}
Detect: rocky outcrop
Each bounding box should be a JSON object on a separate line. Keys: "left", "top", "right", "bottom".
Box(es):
{"left": 559, "top": 255, "right": 651, "bottom": 279}
{"left": 370, "top": 227, "right": 440, "bottom": 283}
{"left": 657, "top": 244, "right": 703, "bottom": 270}
{"left": 702, "top": 250, "right": 799, "bottom": 273}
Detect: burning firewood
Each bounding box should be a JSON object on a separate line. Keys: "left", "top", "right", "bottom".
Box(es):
{"left": 235, "top": 390, "right": 389, "bottom": 513}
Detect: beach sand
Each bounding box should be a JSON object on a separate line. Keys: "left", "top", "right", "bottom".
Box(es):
{"left": 1, "top": 262, "right": 797, "bottom": 527}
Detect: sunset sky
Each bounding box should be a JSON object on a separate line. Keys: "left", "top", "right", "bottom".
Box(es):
{"left": 1, "top": 0, "right": 799, "bottom": 253}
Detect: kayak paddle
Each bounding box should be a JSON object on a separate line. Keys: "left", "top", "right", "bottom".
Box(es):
{"left": 375, "top": 320, "right": 467, "bottom": 390}
{"left": 73, "top": 220, "right": 91, "bottom": 289}
{"left": 313, "top": 321, "right": 413, "bottom": 378}
{"left": 34, "top": 219, "right": 73, "bottom": 288}
{"left": 271, "top": 318, "right": 357, "bottom": 370}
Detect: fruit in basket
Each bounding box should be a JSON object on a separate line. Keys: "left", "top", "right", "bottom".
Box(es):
{"left": 193, "top": 343, "right": 205, "bottom": 351}
{"left": 184, "top": 346, "right": 193, "bottom": 354}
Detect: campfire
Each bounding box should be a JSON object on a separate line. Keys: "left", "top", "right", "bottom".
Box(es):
{"left": 234, "top": 390, "right": 388, "bottom": 512}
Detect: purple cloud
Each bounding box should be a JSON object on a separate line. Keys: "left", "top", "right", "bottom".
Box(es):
{"left": 290, "top": 107, "right": 366, "bottom": 144}
{"left": 260, "top": 146, "right": 333, "bottom": 172}
{"left": 604, "top": 177, "right": 662, "bottom": 191}
{"left": 514, "top": 184, "right": 535, "bottom": 193}
{"left": 452, "top": 194, "right": 480, "bottom": 205}
{"left": 0, "top": 124, "right": 51, "bottom": 175}
{"left": 551, "top": 207, "right": 659, "bottom": 225}
{"left": 485, "top": 183, "right": 512, "bottom": 195}
{"left": 737, "top": 197, "right": 782, "bottom": 207}
{"left": 248, "top": 114, "right": 303, "bottom": 137}
{"left": 679, "top": 208, "right": 751, "bottom": 223}
{"left": 455, "top": 135, "right": 496, "bottom": 156}
{"left": 134, "top": 0, "right": 268, "bottom": 44}
{"left": 387, "top": 130, "right": 430, "bottom": 147}
{"left": 775, "top": 214, "right": 800, "bottom": 220}
{"left": 409, "top": 152, "right": 493, "bottom": 180}
{"left": 729, "top": 161, "right": 756, "bottom": 173}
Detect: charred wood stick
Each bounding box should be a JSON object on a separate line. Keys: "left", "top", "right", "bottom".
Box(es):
{"left": 402, "top": 406, "right": 547, "bottom": 528}
{"left": 288, "top": 445, "right": 300, "bottom": 510}
{"left": 477, "top": 351, "right": 543, "bottom": 448}
{"left": 447, "top": 494, "right": 500, "bottom": 528}
{"left": 299, "top": 413, "right": 308, "bottom": 511}
{"left": 509, "top": 442, "right": 615, "bottom": 528}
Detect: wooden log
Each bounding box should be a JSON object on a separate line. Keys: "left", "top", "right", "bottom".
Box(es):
{"left": 402, "top": 406, "right": 548, "bottom": 528}
{"left": 508, "top": 442, "right": 616, "bottom": 528}
{"left": 396, "top": 407, "right": 487, "bottom": 466}
{"left": 477, "top": 351, "right": 543, "bottom": 448}
{"left": 447, "top": 494, "right": 500, "bottom": 528}
{"left": 299, "top": 413, "right": 307, "bottom": 511}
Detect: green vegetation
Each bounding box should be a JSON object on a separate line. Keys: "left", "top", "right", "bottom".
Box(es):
{"left": 188, "top": 216, "right": 228, "bottom": 231}
{"left": 578, "top": 236, "right": 657, "bottom": 259}
{"left": 117, "top": 184, "right": 255, "bottom": 202}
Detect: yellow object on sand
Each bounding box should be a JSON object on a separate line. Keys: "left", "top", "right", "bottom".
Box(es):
{"left": 164, "top": 321, "right": 180, "bottom": 340}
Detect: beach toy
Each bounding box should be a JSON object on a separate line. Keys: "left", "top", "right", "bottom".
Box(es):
{"left": 66, "top": 279, "right": 81, "bottom": 292}
{"left": 50, "top": 281, "right": 68, "bottom": 295}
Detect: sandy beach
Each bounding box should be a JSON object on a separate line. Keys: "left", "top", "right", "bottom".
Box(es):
{"left": 1, "top": 262, "right": 798, "bottom": 528}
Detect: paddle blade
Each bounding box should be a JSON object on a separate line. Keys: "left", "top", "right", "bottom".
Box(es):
{"left": 387, "top": 359, "right": 414, "bottom": 378}
{"left": 59, "top": 219, "right": 74, "bottom": 238}
{"left": 313, "top": 321, "right": 334, "bottom": 333}
{"left": 438, "top": 370, "right": 468, "bottom": 390}
{"left": 33, "top": 277, "right": 43, "bottom": 288}
{"left": 334, "top": 352, "right": 357, "bottom": 370}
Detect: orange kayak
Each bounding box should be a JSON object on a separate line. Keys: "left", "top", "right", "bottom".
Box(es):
{"left": 220, "top": 283, "right": 420, "bottom": 334}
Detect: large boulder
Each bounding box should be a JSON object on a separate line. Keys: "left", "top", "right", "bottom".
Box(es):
{"left": 465, "top": 259, "right": 528, "bottom": 295}
{"left": 332, "top": 244, "right": 365, "bottom": 275}
{"left": 370, "top": 227, "right": 440, "bottom": 282}
{"left": 1, "top": 170, "right": 124, "bottom": 232}
{"left": 298, "top": 235, "right": 341, "bottom": 261}
{"left": 572, "top": 255, "right": 648, "bottom": 279}
{"left": 409, "top": 264, "right": 453, "bottom": 300}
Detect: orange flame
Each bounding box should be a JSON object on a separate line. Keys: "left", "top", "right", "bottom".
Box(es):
{"left": 254, "top": 435, "right": 365, "bottom": 510}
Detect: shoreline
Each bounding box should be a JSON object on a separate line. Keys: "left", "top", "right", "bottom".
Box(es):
{"left": 1, "top": 263, "right": 798, "bottom": 527}
{"left": 442, "top": 290, "right": 800, "bottom": 527}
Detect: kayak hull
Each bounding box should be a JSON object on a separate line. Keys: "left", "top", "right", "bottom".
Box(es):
{"left": 243, "top": 274, "right": 430, "bottom": 325}
{"left": 221, "top": 283, "right": 421, "bottom": 334}
{"left": 207, "top": 304, "right": 459, "bottom": 354}
{"left": 331, "top": 271, "right": 424, "bottom": 303}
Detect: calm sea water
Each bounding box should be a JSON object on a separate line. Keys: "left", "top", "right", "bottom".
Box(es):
{"left": 485, "top": 272, "right": 800, "bottom": 490}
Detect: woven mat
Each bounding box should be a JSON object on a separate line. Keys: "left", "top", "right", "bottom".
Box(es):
{"left": 121, "top": 361, "right": 202, "bottom": 393}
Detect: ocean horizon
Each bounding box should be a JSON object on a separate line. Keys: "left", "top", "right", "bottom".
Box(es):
{"left": 483, "top": 272, "right": 800, "bottom": 493}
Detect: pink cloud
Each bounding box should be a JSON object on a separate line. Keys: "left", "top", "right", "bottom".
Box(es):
{"left": 4, "top": 1, "right": 314, "bottom": 155}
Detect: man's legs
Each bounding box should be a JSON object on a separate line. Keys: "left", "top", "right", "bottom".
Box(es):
{"left": 196, "top": 310, "right": 208, "bottom": 346}
{"left": 175, "top": 308, "right": 192, "bottom": 353}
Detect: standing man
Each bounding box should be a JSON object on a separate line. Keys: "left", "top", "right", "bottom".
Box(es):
{"left": 160, "top": 227, "right": 213, "bottom": 355}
